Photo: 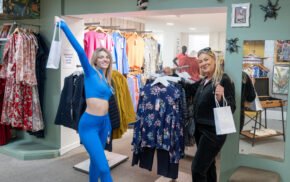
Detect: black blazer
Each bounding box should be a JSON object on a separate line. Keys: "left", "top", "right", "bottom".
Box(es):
{"left": 54, "top": 74, "right": 86, "bottom": 131}
{"left": 55, "top": 74, "right": 120, "bottom": 131}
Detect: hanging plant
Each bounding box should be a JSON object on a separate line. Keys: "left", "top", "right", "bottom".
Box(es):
{"left": 137, "top": 0, "right": 149, "bottom": 10}
{"left": 226, "top": 38, "right": 240, "bottom": 53}
{"left": 260, "top": 0, "right": 281, "bottom": 21}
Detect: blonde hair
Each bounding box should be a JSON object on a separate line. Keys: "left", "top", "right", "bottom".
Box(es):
{"left": 198, "top": 47, "right": 223, "bottom": 85}
{"left": 90, "top": 48, "right": 113, "bottom": 86}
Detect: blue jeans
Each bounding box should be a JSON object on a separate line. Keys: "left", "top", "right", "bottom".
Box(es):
{"left": 78, "top": 112, "right": 113, "bottom": 182}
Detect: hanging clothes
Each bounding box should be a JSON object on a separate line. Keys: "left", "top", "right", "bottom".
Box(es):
{"left": 0, "top": 30, "right": 44, "bottom": 132}
{"left": 127, "top": 74, "right": 142, "bottom": 112}
{"left": 55, "top": 73, "right": 86, "bottom": 131}
{"left": 126, "top": 33, "right": 145, "bottom": 69}
{"left": 55, "top": 73, "right": 121, "bottom": 132}
{"left": 112, "top": 32, "right": 129, "bottom": 74}
{"left": 143, "top": 37, "right": 158, "bottom": 78}
{"left": 0, "top": 74, "right": 10, "bottom": 145}
{"left": 111, "top": 70, "right": 135, "bottom": 139}
{"left": 84, "top": 30, "right": 114, "bottom": 60}
{"left": 132, "top": 80, "right": 185, "bottom": 179}
{"left": 34, "top": 33, "right": 49, "bottom": 111}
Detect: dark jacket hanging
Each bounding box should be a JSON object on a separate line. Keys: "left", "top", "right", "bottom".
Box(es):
{"left": 28, "top": 34, "right": 49, "bottom": 138}
{"left": 54, "top": 74, "right": 86, "bottom": 131}
{"left": 55, "top": 74, "right": 120, "bottom": 132}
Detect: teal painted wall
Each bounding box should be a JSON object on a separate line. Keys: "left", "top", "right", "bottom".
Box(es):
{"left": 35, "top": 0, "right": 63, "bottom": 148}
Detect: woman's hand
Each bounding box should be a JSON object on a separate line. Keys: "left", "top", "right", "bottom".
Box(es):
{"left": 215, "top": 84, "right": 224, "bottom": 102}
{"left": 55, "top": 16, "right": 63, "bottom": 24}
{"left": 55, "top": 16, "right": 65, "bottom": 28}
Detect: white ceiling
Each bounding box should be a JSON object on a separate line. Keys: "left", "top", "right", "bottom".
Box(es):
{"left": 140, "top": 13, "right": 227, "bottom": 33}
{"left": 71, "top": 7, "right": 227, "bottom": 33}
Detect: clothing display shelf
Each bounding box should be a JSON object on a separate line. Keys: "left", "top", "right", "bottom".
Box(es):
{"left": 243, "top": 53, "right": 267, "bottom": 64}
{"left": 241, "top": 77, "right": 286, "bottom": 146}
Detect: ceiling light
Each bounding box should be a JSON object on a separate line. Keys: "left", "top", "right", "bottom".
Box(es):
{"left": 166, "top": 22, "right": 174, "bottom": 26}
{"left": 189, "top": 27, "right": 196, "bottom": 31}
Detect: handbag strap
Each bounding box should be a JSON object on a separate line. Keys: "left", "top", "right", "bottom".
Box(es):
{"left": 215, "top": 94, "right": 228, "bottom": 107}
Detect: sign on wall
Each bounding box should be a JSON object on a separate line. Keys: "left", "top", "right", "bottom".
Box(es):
{"left": 1, "top": 0, "right": 39, "bottom": 19}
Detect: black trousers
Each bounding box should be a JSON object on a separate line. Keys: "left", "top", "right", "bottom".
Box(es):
{"left": 192, "top": 124, "right": 227, "bottom": 182}
{"left": 132, "top": 147, "right": 179, "bottom": 179}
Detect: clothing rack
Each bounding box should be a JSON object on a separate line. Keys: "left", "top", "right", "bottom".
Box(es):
{"left": 134, "top": 30, "right": 152, "bottom": 33}
{"left": 84, "top": 24, "right": 120, "bottom": 30}
{"left": 118, "top": 28, "right": 137, "bottom": 32}
{"left": 84, "top": 22, "right": 100, "bottom": 26}
{"left": 13, "top": 21, "right": 41, "bottom": 28}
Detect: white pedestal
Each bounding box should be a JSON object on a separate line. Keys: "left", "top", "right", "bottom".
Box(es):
{"left": 73, "top": 151, "right": 129, "bottom": 173}
{"left": 155, "top": 171, "right": 191, "bottom": 182}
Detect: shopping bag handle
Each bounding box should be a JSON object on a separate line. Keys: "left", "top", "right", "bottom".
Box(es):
{"left": 215, "top": 94, "right": 228, "bottom": 107}
{"left": 52, "top": 19, "right": 61, "bottom": 42}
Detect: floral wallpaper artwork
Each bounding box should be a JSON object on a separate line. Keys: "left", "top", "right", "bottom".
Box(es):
{"left": 1, "top": 0, "right": 39, "bottom": 19}
{"left": 273, "top": 65, "right": 290, "bottom": 94}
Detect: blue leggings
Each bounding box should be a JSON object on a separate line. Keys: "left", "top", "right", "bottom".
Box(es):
{"left": 78, "top": 112, "right": 113, "bottom": 182}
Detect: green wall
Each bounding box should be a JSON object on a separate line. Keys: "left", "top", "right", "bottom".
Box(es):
{"left": 62, "top": 0, "right": 290, "bottom": 181}
{"left": 35, "top": 0, "right": 63, "bottom": 148}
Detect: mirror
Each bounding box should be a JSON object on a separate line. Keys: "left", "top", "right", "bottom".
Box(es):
{"left": 239, "top": 40, "right": 288, "bottom": 161}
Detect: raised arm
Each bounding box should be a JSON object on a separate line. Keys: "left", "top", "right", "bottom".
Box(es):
{"left": 57, "top": 20, "right": 94, "bottom": 76}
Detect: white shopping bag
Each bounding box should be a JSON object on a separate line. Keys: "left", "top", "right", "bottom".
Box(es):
{"left": 46, "top": 23, "right": 62, "bottom": 69}
{"left": 213, "top": 95, "right": 236, "bottom": 135}
{"left": 248, "top": 95, "right": 263, "bottom": 111}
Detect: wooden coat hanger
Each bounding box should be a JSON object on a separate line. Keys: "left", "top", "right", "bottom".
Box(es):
{"left": 12, "top": 27, "right": 20, "bottom": 34}
{"left": 85, "top": 25, "right": 97, "bottom": 31}
{"left": 114, "top": 29, "right": 122, "bottom": 35}
{"left": 96, "top": 26, "right": 105, "bottom": 33}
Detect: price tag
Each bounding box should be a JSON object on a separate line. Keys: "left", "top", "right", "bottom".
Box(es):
{"left": 155, "top": 98, "right": 160, "bottom": 111}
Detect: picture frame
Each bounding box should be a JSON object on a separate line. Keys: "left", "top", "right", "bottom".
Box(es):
{"left": 231, "top": 3, "right": 251, "bottom": 27}
{"left": 0, "top": 0, "right": 40, "bottom": 19}
{"left": 272, "top": 65, "right": 290, "bottom": 94}
{"left": 0, "top": 23, "right": 13, "bottom": 41}
{"left": 274, "top": 40, "right": 290, "bottom": 64}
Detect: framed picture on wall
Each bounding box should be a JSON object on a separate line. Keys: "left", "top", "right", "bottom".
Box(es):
{"left": 272, "top": 65, "right": 290, "bottom": 94}
{"left": 0, "top": 0, "right": 40, "bottom": 19}
{"left": 274, "top": 40, "right": 290, "bottom": 64}
{"left": 231, "top": 3, "right": 251, "bottom": 27}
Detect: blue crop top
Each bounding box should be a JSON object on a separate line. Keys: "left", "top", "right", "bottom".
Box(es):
{"left": 59, "top": 21, "right": 112, "bottom": 101}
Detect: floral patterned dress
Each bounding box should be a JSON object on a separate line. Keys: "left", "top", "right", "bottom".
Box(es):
{"left": 132, "top": 81, "right": 185, "bottom": 163}
{"left": 0, "top": 31, "right": 44, "bottom": 132}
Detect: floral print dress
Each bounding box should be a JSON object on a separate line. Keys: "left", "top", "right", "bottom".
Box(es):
{"left": 0, "top": 31, "right": 44, "bottom": 132}
{"left": 132, "top": 81, "right": 185, "bottom": 163}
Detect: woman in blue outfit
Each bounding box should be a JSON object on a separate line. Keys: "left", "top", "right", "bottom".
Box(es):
{"left": 56, "top": 17, "right": 114, "bottom": 182}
